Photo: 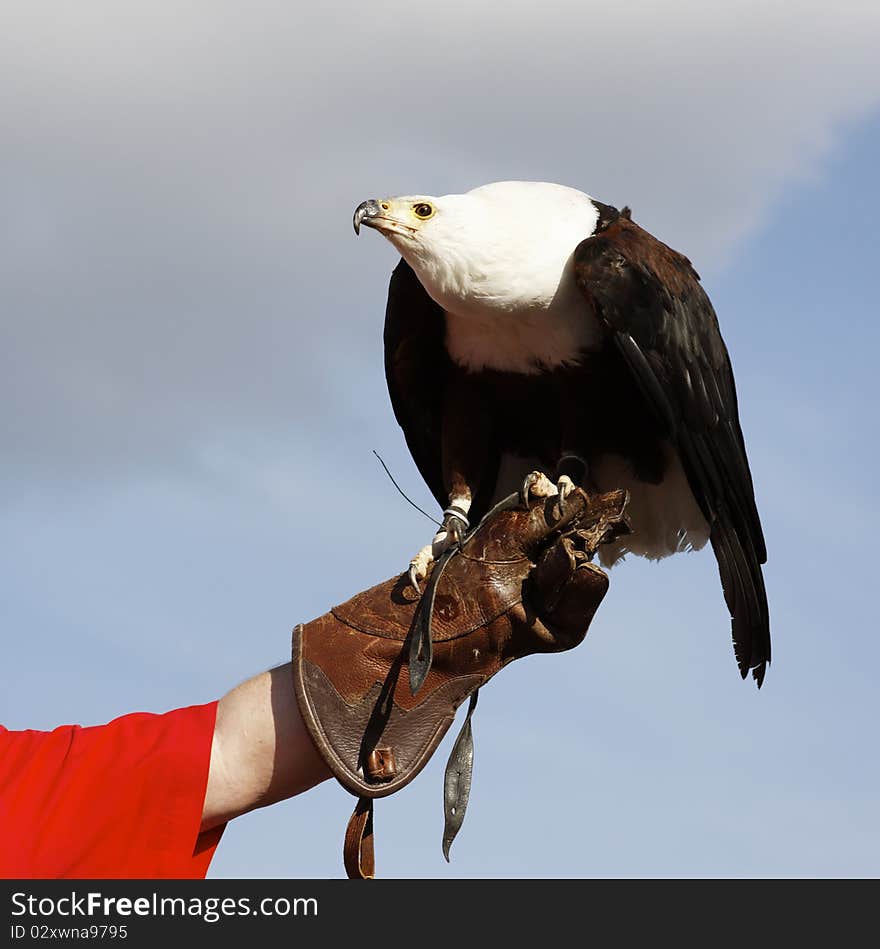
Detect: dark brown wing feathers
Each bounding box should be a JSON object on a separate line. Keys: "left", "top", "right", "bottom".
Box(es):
{"left": 383, "top": 260, "right": 450, "bottom": 507}
{"left": 573, "top": 213, "right": 770, "bottom": 685}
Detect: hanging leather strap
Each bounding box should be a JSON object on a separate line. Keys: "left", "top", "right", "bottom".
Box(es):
{"left": 343, "top": 797, "right": 375, "bottom": 879}
{"left": 442, "top": 690, "right": 479, "bottom": 860}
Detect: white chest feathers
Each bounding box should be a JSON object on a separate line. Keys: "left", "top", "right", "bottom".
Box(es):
{"left": 442, "top": 275, "right": 603, "bottom": 375}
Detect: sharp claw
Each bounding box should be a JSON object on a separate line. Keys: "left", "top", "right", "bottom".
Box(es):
{"left": 555, "top": 476, "right": 574, "bottom": 517}
{"left": 519, "top": 473, "right": 535, "bottom": 509}
{"left": 520, "top": 470, "right": 560, "bottom": 508}
{"left": 408, "top": 564, "right": 421, "bottom": 593}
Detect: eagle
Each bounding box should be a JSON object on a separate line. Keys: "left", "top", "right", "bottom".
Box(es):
{"left": 353, "top": 181, "right": 770, "bottom": 685}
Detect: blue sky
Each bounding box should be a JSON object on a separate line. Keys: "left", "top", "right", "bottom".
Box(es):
{"left": 2, "top": 1, "right": 879, "bottom": 877}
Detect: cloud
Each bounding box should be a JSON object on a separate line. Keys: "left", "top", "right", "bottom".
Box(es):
{"left": 1, "top": 0, "right": 879, "bottom": 488}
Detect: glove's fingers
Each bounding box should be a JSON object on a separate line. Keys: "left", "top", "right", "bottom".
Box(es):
{"left": 529, "top": 533, "right": 580, "bottom": 609}
{"left": 526, "top": 534, "right": 609, "bottom": 651}
{"left": 542, "top": 559, "right": 609, "bottom": 650}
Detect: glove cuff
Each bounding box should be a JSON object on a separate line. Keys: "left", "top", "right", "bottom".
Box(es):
{"left": 292, "top": 618, "right": 484, "bottom": 799}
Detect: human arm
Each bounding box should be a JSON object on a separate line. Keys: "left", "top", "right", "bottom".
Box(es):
{"left": 201, "top": 663, "right": 331, "bottom": 832}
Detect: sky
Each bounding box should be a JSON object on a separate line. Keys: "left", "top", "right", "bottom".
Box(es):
{"left": 2, "top": 0, "right": 879, "bottom": 878}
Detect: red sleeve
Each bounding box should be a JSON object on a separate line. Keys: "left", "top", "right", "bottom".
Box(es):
{"left": 0, "top": 702, "right": 225, "bottom": 879}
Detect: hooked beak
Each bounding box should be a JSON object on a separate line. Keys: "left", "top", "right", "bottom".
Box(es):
{"left": 353, "top": 199, "right": 381, "bottom": 235}
{"left": 353, "top": 199, "right": 418, "bottom": 239}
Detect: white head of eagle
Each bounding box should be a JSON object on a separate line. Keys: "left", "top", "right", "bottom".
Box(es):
{"left": 353, "top": 181, "right": 605, "bottom": 374}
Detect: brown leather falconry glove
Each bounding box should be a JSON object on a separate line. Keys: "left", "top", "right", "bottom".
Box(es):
{"left": 291, "top": 486, "right": 629, "bottom": 878}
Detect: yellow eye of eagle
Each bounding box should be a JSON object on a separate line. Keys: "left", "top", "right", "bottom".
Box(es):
{"left": 412, "top": 203, "right": 434, "bottom": 220}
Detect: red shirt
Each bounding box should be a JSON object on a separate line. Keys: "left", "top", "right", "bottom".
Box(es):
{"left": 0, "top": 702, "right": 225, "bottom": 878}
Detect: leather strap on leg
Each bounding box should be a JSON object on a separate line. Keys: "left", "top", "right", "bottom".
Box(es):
{"left": 344, "top": 797, "right": 375, "bottom": 879}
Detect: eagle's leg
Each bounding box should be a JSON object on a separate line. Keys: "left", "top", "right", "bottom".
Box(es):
{"left": 406, "top": 372, "right": 488, "bottom": 592}
{"left": 408, "top": 499, "right": 471, "bottom": 592}
{"left": 551, "top": 365, "right": 590, "bottom": 507}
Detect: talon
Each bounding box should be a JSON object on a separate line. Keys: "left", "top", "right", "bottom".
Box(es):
{"left": 445, "top": 516, "right": 465, "bottom": 546}
{"left": 407, "top": 543, "right": 436, "bottom": 594}
{"left": 406, "top": 511, "right": 467, "bottom": 596}
{"left": 519, "top": 470, "right": 558, "bottom": 507}
{"left": 519, "top": 472, "right": 538, "bottom": 507}
{"left": 556, "top": 475, "right": 575, "bottom": 516}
